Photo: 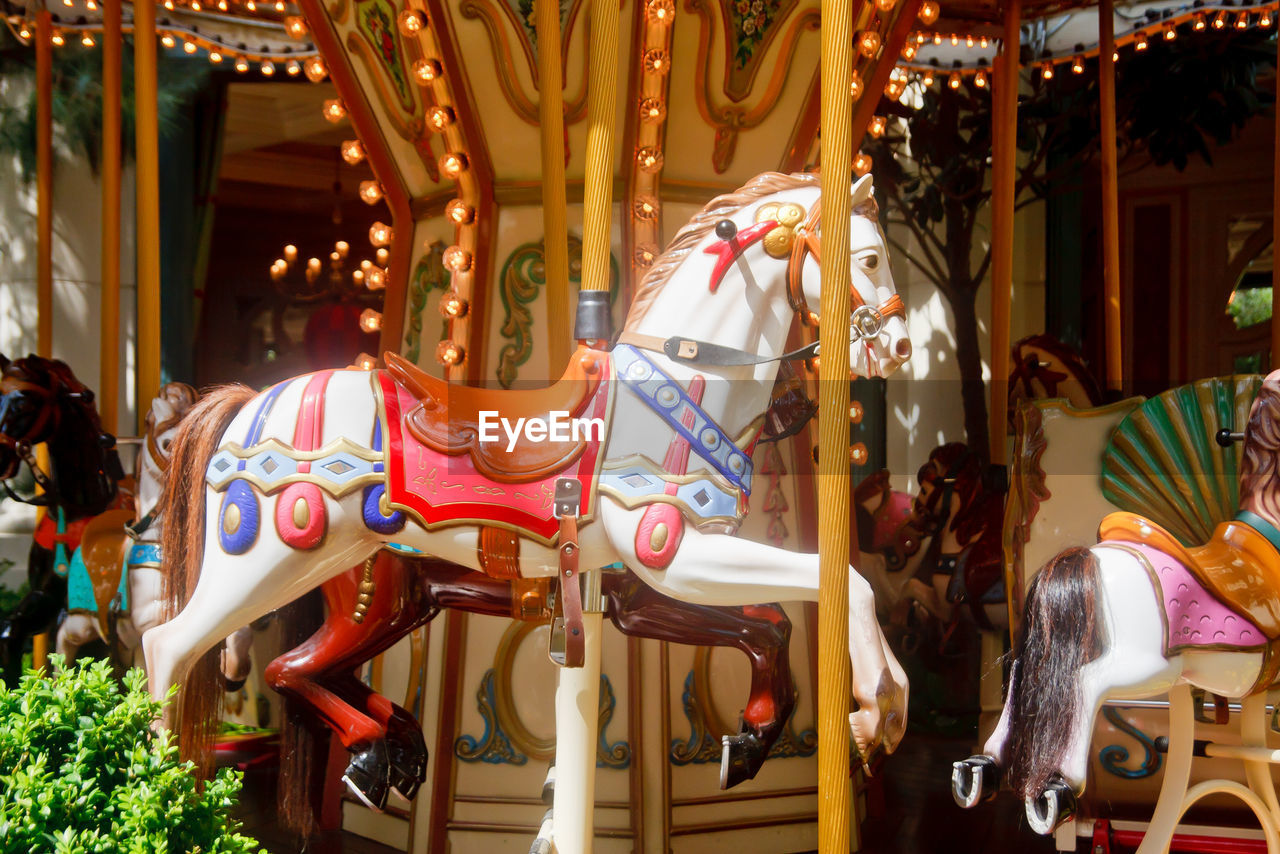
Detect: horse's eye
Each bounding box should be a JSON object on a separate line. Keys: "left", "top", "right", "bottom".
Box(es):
{"left": 161, "top": 439, "right": 171, "bottom": 451}
{"left": 860, "top": 254, "right": 880, "bottom": 270}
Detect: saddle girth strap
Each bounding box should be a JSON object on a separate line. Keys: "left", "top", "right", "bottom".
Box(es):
{"left": 558, "top": 515, "right": 584, "bottom": 668}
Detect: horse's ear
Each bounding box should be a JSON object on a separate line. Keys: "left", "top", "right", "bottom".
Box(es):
{"left": 851, "top": 174, "right": 874, "bottom": 205}
{"left": 151, "top": 395, "right": 176, "bottom": 425}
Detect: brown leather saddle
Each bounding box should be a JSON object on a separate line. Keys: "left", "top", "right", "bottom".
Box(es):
{"left": 384, "top": 346, "right": 608, "bottom": 484}
{"left": 1099, "top": 511, "right": 1280, "bottom": 641}
{"left": 76, "top": 507, "right": 135, "bottom": 636}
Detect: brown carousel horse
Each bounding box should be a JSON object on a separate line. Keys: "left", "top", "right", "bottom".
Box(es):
{"left": 1008, "top": 333, "right": 1104, "bottom": 430}
{"left": 0, "top": 355, "right": 124, "bottom": 687}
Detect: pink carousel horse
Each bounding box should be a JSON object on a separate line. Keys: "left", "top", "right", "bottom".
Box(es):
{"left": 144, "top": 172, "right": 914, "bottom": 781}
{"left": 953, "top": 371, "right": 1280, "bottom": 837}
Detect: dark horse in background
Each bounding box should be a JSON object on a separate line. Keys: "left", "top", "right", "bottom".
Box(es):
{"left": 0, "top": 355, "right": 124, "bottom": 686}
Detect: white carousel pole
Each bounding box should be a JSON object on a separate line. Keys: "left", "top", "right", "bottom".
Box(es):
{"left": 550, "top": 0, "right": 619, "bottom": 845}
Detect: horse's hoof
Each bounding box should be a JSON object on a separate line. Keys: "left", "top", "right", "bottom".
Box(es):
{"left": 951, "top": 755, "right": 1001, "bottom": 808}
{"left": 222, "top": 676, "right": 247, "bottom": 693}
{"left": 344, "top": 743, "right": 390, "bottom": 811}
{"left": 1025, "top": 775, "right": 1076, "bottom": 835}
{"left": 386, "top": 737, "right": 428, "bottom": 802}
{"left": 719, "top": 731, "right": 768, "bottom": 789}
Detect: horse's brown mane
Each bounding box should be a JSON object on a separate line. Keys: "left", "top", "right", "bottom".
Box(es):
{"left": 1241, "top": 371, "right": 1280, "bottom": 522}
{"left": 626, "top": 172, "right": 877, "bottom": 328}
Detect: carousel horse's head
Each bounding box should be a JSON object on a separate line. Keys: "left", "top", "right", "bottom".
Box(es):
{"left": 911, "top": 443, "right": 985, "bottom": 544}
{"left": 0, "top": 354, "right": 100, "bottom": 479}
{"left": 136, "top": 382, "right": 200, "bottom": 522}
{"left": 1008, "top": 334, "right": 1103, "bottom": 430}
{"left": 1240, "top": 369, "right": 1280, "bottom": 524}
{"left": 625, "top": 172, "right": 911, "bottom": 379}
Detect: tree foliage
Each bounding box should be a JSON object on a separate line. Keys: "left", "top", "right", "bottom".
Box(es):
{"left": 0, "top": 657, "right": 261, "bottom": 853}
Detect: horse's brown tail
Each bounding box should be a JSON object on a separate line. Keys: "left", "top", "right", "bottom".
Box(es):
{"left": 159, "top": 382, "right": 257, "bottom": 777}
{"left": 275, "top": 589, "right": 327, "bottom": 839}
{"left": 1005, "top": 546, "right": 1106, "bottom": 799}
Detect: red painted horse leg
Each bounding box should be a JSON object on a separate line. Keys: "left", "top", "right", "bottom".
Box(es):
{"left": 602, "top": 573, "right": 796, "bottom": 788}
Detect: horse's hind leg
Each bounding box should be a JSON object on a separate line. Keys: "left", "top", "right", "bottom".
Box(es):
{"left": 55, "top": 613, "right": 100, "bottom": 664}
{"left": 603, "top": 573, "right": 795, "bottom": 788}
{"left": 0, "top": 545, "right": 64, "bottom": 685}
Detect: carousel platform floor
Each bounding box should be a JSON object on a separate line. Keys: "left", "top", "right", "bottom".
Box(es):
{"left": 234, "top": 733, "right": 1054, "bottom": 853}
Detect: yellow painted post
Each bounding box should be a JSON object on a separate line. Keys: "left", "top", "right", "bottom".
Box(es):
{"left": 818, "top": 0, "right": 854, "bottom": 848}
{"left": 1099, "top": 0, "right": 1123, "bottom": 394}
{"left": 579, "top": 0, "right": 619, "bottom": 298}
{"left": 100, "top": 0, "right": 122, "bottom": 434}
{"left": 988, "top": 0, "right": 1020, "bottom": 466}
{"left": 135, "top": 0, "right": 161, "bottom": 428}
{"left": 537, "top": 0, "right": 571, "bottom": 371}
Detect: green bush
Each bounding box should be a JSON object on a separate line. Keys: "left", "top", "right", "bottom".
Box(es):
{"left": 0, "top": 657, "right": 262, "bottom": 853}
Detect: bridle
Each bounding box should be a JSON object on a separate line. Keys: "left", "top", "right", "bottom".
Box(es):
{"left": 0, "top": 376, "right": 63, "bottom": 500}
{"left": 779, "top": 198, "right": 906, "bottom": 337}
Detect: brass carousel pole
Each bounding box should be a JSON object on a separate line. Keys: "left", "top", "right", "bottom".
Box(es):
{"left": 818, "top": 0, "right": 854, "bottom": 849}
{"left": 135, "top": 0, "right": 161, "bottom": 429}
{"left": 988, "top": 0, "right": 1020, "bottom": 466}
{"left": 536, "top": 0, "right": 571, "bottom": 371}
{"left": 1099, "top": 0, "right": 1123, "bottom": 394}
{"left": 32, "top": 6, "right": 53, "bottom": 672}
{"left": 100, "top": 0, "right": 122, "bottom": 434}
{"left": 551, "top": 0, "right": 618, "bottom": 848}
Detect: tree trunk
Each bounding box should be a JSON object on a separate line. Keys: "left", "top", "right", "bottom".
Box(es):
{"left": 948, "top": 286, "right": 990, "bottom": 463}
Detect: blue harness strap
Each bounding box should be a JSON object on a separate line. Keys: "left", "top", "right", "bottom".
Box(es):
{"left": 613, "top": 344, "right": 754, "bottom": 494}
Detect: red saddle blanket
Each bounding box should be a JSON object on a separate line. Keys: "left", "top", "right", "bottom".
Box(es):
{"left": 377, "top": 366, "right": 612, "bottom": 545}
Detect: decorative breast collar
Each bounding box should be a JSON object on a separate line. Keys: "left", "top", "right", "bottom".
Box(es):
{"left": 613, "top": 344, "right": 753, "bottom": 495}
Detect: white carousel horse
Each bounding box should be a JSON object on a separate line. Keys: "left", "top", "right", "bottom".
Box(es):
{"left": 142, "top": 172, "right": 914, "bottom": 771}
{"left": 56, "top": 385, "right": 256, "bottom": 686}
{"left": 953, "top": 370, "right": 1280, "bottom": 840}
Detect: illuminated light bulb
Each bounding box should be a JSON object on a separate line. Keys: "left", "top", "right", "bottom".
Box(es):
{"left": 369, "top": 221, "right": 394, "bottom": 247}
{"left": 875, "top": 0, "right": 896, "bottom": 11}
{"left": 1236, "top": 11, "right": 1250, "bottom": 29}
{"left": 966, "top": 34, "right": 974, "bottom": 47}
{"left": 284, "top": 244, "right": 298, "bottom": 263}
{"left": 274, "top": 0, "right": 285, "bottom": 10}
{"left": 849, "top": 71, "right": 863, "bottom": 98}
{"left": 634, "top": 246, "right": 658, "bottom": 267}
{"left": 643, "top": 48, "right": 670, "bottom": 74}
{"left": 973, "top": 68, "right": 988, "bottom": 88}
{"left": 352, "top": 269, "right": 365, "bottom": 286}
{"left": 917, "top": 32, "right": 927, "bottom": 44}
{"left": 1071, "top": 54, "right": 1084, "bottom": 74}
{"left": 1041, "top": 62, "right": 1054, "bottom": 80}
{"left": 307, "top": 257, "right": 322, "bottom": 272}
{"left": 853, "top": 152, "right": 872, "bottom": 176}
{"left": 359, "top": 309, "right": 383, "bottom": 333}
{"left": 635, "top": 146, "right": 664, "bottom": 173}
{"left": 82, "top": 33, "right": 95, "bottom": 47}
{"left": 979, "top": 35, "right": 989, "bottom": 48}
{"left": 639, "top": 98, "right": 666, "bottom": 123}
{"left": 183, "top": 40, "right": 197, "bottom": 53}
{"left": 439, "top": 151, "right": 469, "bottom": 178}
{"left": 901, "top": 43, "right": 917, "bottom": 60}
{"left": 1112, "top": 49, "right": 1119, "bottom": 61}
{"left": 329, "top": 251, "right": 341, "bottom": 263}
{"left": 412, "top": 58, "right": 441, "bottom": 83}
{"left": 439, "top": 292, "right": 469, "bottom": 318}
{"left": 209, "top": 50, "right": 223, "bottom": 63}
{"left": 442, "top": 245, "right": 471, "bottom": 272}
{"left": 286, "top": 59, "right": 300, "bottom": 76}
{"left": 51, "top": 32, "right": 65, "bottom": 46}
{"left": 445, "top": 198, "right": 474, "bottom": 224}
{"left": 304, "top": 56, "right": 327, "bottom": 82}
{"left": 1193, "top": 12, "right": 1206, "bottom": 31}
{"left": 1214, "top": 11, "right": 1228, "bottom": 29}
{"left": 933, "top": 32, "right": 942, "bottom": 45}
{"left": 950, "top": 33, "right": 959, "bottom": 45}
{"left": 355, "top": 353, "right": 377, "bottom": 371}
{"left": 17, "top": 25, "right": 30, "bottom": 40}
{"left": 260, "top": 61, "right": 275, "bottom": 76}
{"left": 191, "top": 0, "right": 201, "bottom": 9}
{"left": 246, "top": 0, "right": 255, "bottom": 9}
{"left": 647, "top": 0, "right": 674, "bottom": 24}
{"left": 868, "top": 116, "right": 887, "bottom": 138}
{"left": 359, "top": 180, "right": 384, "bottom": 205}
{"left": 365, "top": 267, "right": 386, "bottom": 289}
{"left": 857, "top": 30, "right": 881, "bottom": 57}
{"left": 850, "top": 443, "right": 868, "bottom": 465}
{"left": 164, "top": 0, "right": 174, "bottom": 7}
{"left": 917, "top": 0, "right": 939, "bottom": 25}
{"left": 161, "top": 34, "right": 176, "bottom": 48}
{"left": 633, "top": 195, "right": 659, "bottom": 220}
{"left": 922, "top": 70, "right": 934, "bottom": 87}
{"left": 86, "top": 0, "right": 97, "bottom": 8}
{"left": 335, "top": 241, "right": 349, "bottom": 258}
{"left": 323, "top": 99, "right": 347, "bottom": 122}
{"left": 1135, "top": 31, "right": 1148, "bottom": 50}
{"left": 427, "top": 105, "right": 455, "bottom": 131}
{"left": 376, "top": 247, "right": 389, "bottom": 265}
{"left": 284, "top": 16, "right": 307, "bottom": 38}
{"left": 398, "top": 9, "right": 425, "bottom": 35}
{"left": 1164, "top": 21, "right": 1177, "bottom": 39}
{"left": 217, "top": 0, "right": 227, "bottom": 10}
{"left": 436, "top": 339, "right": 464, "bottom": 367}
{"left": 341, "top": 139, "right": 365, "bottom": 165}
{"left": 885, "top": 80, "right": 903, "bottom": 99}
{"left": 947, "top": 71, "right": 961, "bottom": 89}
{"left": 360, "top": 259, "right": 374, "bottom": 271}
{"left": 1261, "top": 10, "right": 1273, "bottom": 27}
{"left": 235, "top": 57, "right": 250, "bottom": 73}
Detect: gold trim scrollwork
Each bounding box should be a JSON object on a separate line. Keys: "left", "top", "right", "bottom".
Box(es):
{"left": 685, "top": 0, "right": 818, "bottom": 173}
{"left": 458, "top": 0, "right": 589, "bottom": 126}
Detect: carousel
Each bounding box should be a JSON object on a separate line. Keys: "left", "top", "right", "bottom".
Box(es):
{"left": 0, "top": 0, "right": 1277, "bottom": 850}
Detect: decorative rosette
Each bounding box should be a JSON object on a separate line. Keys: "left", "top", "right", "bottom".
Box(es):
{"left": 754, "top": 202, "right": 808, "bottom": 259}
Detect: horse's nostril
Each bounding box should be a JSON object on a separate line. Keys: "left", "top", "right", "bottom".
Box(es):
{"left": 895, "top": 338, "right": 913, "bottom": 360}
